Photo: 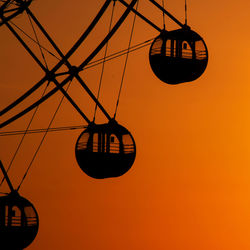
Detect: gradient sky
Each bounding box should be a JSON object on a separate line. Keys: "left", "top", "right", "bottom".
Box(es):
{"left": 1, "top": 0, "right": 250, "bottom": 249}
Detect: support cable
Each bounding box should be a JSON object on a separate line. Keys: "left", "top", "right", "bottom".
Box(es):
{"left": 17, "top": 80, "right": 73, "bottom": 191}
{"left": 0, "top": 13, "right": 53, "bottom": 188}
{"left": 5, "top": 16, "right": 90, "bottom": 123}
{"left": 0, "top": 80, "right": 70, "bottom": 128}
{"left": 93, "top": 0, "right": 116, "bottom": 122}
{"left": 4, "top": 20, "right": 48, "bottom": 71}
{"left": 72, "top": 0, "right": 138, "bottom": 122}
{"left": 0, "top": 38, "right": 151, "bottom": 117}
{"left": 114, "top": 0, "right": 138, "bottom": 118}
{"left": 26, "top": 11, "right": 49, "bottom": 69}
{"left": 25, "top": 6, "right": 110, "bottom": 123}
{"left": 0, "top": 39, "right": 150, "bottom": 128}
{"left": 162, "top": 0, "right": 166, "bottom": 29}
{"left": 0, "top": 160, "right": 14, "bottom": 192}
{"left": 148, "top": 0, "right": 184, "bottom": 28}
{"left": 0, "top": 0, "right": 138, "bottom": 127}
{"left": 7, "top": 5, "right": 105, "bottom": 123}
{"left": 0, "top": 82, "right": 50, "bottom": 188}
{"left": 118, "top": 0, "right": 161, "bottom": 32}
{"left": 9, "top": 20, "right": 60, "bottom": 61}
{"left": 78, "top": 0, "right": 138, "bottom": 72}
{"left": 84, "top": 38, "right": 152, "bottom": 70}
{"left": 0, "top": 0, "right": 112, "bottom": 116}
{"left": 0, "top": 125, "right": 87, "bottom": 136}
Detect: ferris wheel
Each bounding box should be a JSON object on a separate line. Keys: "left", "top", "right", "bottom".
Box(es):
{"left": 0, "top": 0, "right": 208, "bottom": 249}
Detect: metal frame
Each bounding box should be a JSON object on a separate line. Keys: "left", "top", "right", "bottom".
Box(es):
{"left": 0, "top": 0, "right": 186, "bottom": 129}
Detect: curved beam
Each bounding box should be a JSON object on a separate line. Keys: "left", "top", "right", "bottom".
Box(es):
{"left": 0, "top": 77, "right": 47, "bottom": 116}
{"left": 1, "top": 0, "right": 139, "bottom": 128}
{"left": 0, "top": 83, "right": 68, "bottom": 128}
{"left": 79, "top": 0, "right": 138, "bottom": 70}
{"left": 0, "top": 0, "right": 112, "bottom": 116}
{"left": 63, "top": 0, "right": 113, "bottom": 62}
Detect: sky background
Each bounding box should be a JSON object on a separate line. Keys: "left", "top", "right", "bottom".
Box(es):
{"left": 1, "top": 0, "right": 250, "bottom": 249}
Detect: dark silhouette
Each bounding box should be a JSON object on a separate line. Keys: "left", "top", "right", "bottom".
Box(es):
{"left": 0, "top": 161, "right": 39, "bottom": 250}
{"left": 149, "top": 26, "right": 208, "bottom": 84}
{"left": 0, "top": 0, "right": 210, "bottom": 249}
{"left": 75, "top": 120, "right": 136, "bottom": 179}
{"left": 0, "top": 191, "right": 39, "bottom": 250}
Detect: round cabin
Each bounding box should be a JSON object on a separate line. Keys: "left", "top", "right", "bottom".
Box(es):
{"left": 149, "top": 26, "right": 208, "bottom": 84}
{"left": 0, "top": 191, "right": 39, "bottom": 249}
{"left": 75, "top": 120, "right": 136, "bottom": 179}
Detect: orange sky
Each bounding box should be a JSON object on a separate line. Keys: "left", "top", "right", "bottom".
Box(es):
{"left": 1, "top": 0, "right": 250, "bottom": 249}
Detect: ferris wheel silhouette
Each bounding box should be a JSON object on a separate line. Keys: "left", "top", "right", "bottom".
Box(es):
{"left": 0, "top": 0, "right": 208, "bottom": 249}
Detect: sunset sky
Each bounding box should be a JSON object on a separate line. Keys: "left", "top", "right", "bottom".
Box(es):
{"left": 1, "top": 0, "right": 250, "bottom": 249}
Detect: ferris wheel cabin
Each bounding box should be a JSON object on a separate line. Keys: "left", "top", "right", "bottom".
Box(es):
{"left": 75, "top": 121, "right": 136, "bottom": 179}
{"left": 149, "top": 27, "right": 208, "bottom": 84}
{"left": 0, "top": 191, "right": 39, "bottom": 249}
